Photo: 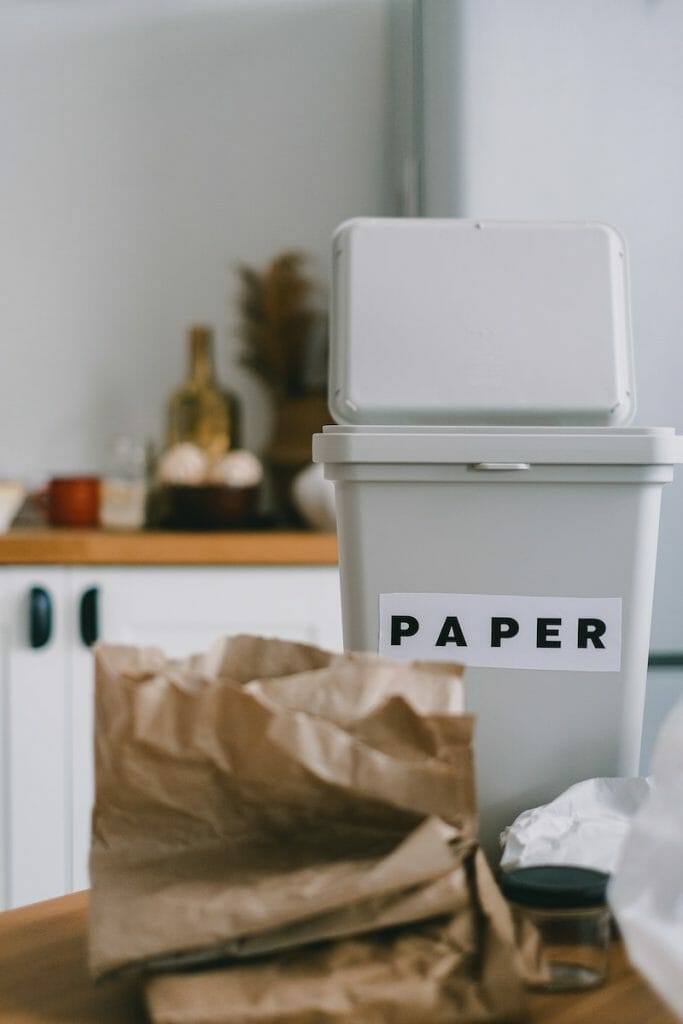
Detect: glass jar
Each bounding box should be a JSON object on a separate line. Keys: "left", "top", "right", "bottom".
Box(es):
{"left": 100, "top": 436, "right": 148, "bottom": 531}
{"left": 500, "top": 865, "right": 611, "bottom": 992}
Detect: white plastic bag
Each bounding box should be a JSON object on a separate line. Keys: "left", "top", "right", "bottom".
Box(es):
{"left": 609, "top": 701, "right": 683, "bottom": 1019}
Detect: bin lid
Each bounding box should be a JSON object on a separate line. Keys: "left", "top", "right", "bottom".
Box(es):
{"left": 313, "top": 425, "right": 683, "bottom": 465}
{"left": 330, "top": 219, "right": 635, "bottom": 428}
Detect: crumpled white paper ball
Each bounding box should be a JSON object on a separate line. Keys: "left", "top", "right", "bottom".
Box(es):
{"left": 500, "top": 776, "right": 652, "bottom": 875}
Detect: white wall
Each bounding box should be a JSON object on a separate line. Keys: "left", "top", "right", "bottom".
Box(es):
{"left": 0, "top": 0, "right": 390, "bottom": 483}
{"left": 420, "top": 0, "right": 683, "bottom": 652}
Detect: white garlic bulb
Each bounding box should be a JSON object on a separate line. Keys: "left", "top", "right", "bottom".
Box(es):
{"left": 206, "top": 450, "right": 263, "bottom": 488}
{"left": 157, "top": 443, "right": 208, "bottom": 485}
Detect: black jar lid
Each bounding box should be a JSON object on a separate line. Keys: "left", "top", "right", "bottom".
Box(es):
{"left": 499, "top": 865, "right": 610, "bottom": 909}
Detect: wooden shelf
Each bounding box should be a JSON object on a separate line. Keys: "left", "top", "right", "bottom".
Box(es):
{"left": 0, "top": 530, "right": 338, "bottom": 566}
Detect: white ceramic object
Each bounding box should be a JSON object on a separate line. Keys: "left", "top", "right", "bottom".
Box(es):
{"left": 0, "top": 480, "right": 26, "bottom": 531}
{"left": 292, "top": 462, "right": 336, "bottom": 532}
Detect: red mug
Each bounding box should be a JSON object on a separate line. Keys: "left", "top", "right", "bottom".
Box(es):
{"left": 47, "top": 476, "right": 100, "bottom": 528}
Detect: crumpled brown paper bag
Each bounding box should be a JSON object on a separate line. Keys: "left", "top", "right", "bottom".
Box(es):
{"left": 89, "top": 635, "right": 530, "bottom": 1022}
{"left": 145, "top": 848, "right": 526, "bottom": 1024}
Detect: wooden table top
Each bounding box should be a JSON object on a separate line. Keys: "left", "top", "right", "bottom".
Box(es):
{"left": 0, "top": 891, "right": 677, "bottom": 1024}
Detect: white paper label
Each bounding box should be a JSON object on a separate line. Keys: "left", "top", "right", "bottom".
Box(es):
{"left": 379, "top": 593, "right": 622, "bottom": 672}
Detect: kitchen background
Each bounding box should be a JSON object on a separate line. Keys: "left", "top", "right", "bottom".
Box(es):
{"left": 0, "top": 0, "right": 390, "bottom": 478}
{"left": 407, "top": 0, "right": 683, "bottom": 771}
{"left": 0, "top": 0, "right": 682, "bottom": 827}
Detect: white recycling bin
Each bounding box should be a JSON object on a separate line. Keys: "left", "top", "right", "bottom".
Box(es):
{"left": 313, "top": 219, "right": 683, "bottom": 858}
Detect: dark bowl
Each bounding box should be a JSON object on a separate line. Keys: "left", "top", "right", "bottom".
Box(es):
{"left": 161, "top": 484, "right": 259, "bottom": 530}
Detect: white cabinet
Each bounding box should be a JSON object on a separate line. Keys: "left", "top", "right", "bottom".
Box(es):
{"left": 1, "top": 564, "right": 342, "bottom": 907}
{"left": 76, "top": 566, "right": 343, "bottom": 654}
{"left": 0, "top": 569, "right": 71, "bottom": 909}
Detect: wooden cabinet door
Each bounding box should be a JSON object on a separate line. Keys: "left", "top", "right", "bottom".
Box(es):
{"left": 0, "top": 569, "right": 70, "bottom": 909}
{"left": 68, "top": 565, "right": 342, "bottom": 890}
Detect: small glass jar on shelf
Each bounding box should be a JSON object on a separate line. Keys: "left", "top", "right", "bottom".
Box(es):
{"left": 100, "top": 435, "right": 148, "bottom": 531}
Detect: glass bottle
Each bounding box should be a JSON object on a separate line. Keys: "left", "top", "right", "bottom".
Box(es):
{"left": 166, "top": 325, "right": 239, "bottom": 459}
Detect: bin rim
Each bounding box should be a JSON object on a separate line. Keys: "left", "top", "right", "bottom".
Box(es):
{"left": 312, "top": 424, "right": 683, "bottom": 466}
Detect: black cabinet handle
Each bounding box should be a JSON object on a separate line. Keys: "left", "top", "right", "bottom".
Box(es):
{"left": 79, "top": 587, "right": 100, "bottom": 647}
{"left": 29, "top": 586, "right": 52, "bottom": 648}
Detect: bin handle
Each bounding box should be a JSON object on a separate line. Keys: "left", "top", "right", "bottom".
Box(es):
{"left": 470, "top": 462, "right": 531, "bottom": 471}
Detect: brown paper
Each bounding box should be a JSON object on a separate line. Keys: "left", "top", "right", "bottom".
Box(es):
{"left": 144, "top": 849, "right": 526, "bottom": 1024}
{"left": 145, "top": 819, "right": 473, "bottom": 972}
{"left": 89, "top": 636, "right": 474, "bottom": 978}
{"left": 90, "top": 635, "right": 529, "bottom": 1021}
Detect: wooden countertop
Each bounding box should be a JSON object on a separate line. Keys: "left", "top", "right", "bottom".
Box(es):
{"left": 0, "top": 529, "right": 337, "bottom": 566}
{"left": 0, "top": 892, "right": 677, "bottom": 1024}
